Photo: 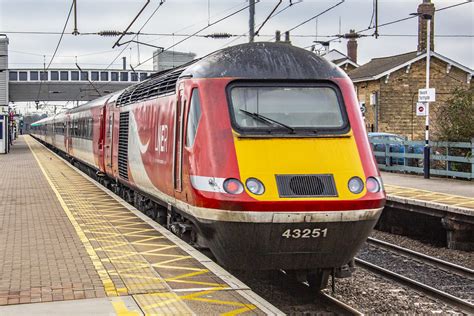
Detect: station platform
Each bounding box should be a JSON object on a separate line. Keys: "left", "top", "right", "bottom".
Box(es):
{"left": 0, "top": 136, "right": 282, "bottom": 315}
{"left": 380, "top": 171, "right": 473, "bottom": 250}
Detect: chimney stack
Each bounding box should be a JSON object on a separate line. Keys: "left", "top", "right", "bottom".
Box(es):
{"left": 417, "top": 0, "right": 435, "bottom": 52}
{"left": 346, "top": 29, "right": 358, "bottom": 64}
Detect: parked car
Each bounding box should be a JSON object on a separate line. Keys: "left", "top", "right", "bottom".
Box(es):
{"left": 368, "top": 132, "right": 426, "bottom": 166}
{"left": 368, "top": 132, "right": 407, "bottom": 165}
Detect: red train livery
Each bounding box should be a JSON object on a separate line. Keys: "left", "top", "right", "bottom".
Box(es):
{"left": 32, "top": 42, "right": 386, "bottom": 290}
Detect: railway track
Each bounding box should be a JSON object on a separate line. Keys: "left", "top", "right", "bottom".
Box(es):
{"left": 316, "top": 291, "right": 363, "bottom": 315}
{"left": 356, "top": 237, "right": 474, "bottom": 314}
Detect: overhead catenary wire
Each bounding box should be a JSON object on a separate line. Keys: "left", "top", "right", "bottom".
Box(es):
{"left": 134, "top": 2, "right": 257, "bottom": 68}
{"left": 254, "top": 0, "right": 282, "bottom": 36}
{"left": 220, "top": 0, "right": 302, "bottom": 49}
{"left": 318, "top": 0, "right": 473, "bottom": 46}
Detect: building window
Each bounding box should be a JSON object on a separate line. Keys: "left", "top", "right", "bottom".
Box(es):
{"left": 9, "top": 71, "right": 18, "bottom": 81}
{"left": 111, "top": 72, "right": 119, "bottom": 81}
{"left": 91, "top": 71, "right": 99, "bottom": 81}
{"left": 60, "top": 71, "right": 69, "bottom": 80}
{"left": 131, "top": 72, "right": 138, "bottom": 81}
{"left": 80, "top": 71, "right": 88, "bottom": 81}
{"left": 120, "top": 72, "right": 128, "bottom": 82}
{"left": 100, "top": 72, "right": 108, "bottom": 81}
{"left": 71, "top": 71, "right": 79, "bottom": 81}
{"left": 18, "top": 72, "right": 27, "bottom": 81}
{"left": 50, "top": 71, "right": 59, "bottom": 81}
{"left": 40, "top": 71, "right": 48, "bottom": 80}
{"left": 30, "top": 71, "right": 39, "bottom": 81}
{"left": 140, "top": 73, "right": 148, "bottom": 81}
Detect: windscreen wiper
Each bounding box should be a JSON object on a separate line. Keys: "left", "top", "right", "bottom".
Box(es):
{"left": 239, "top": 109, "right": 295, "bottom": 133}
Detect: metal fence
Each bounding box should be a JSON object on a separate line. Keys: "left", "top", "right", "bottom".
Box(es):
{"left": 369, "top": 139, "right": 474, "bottom": 180}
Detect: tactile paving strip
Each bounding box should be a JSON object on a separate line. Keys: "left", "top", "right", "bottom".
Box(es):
{"left": 385, "top": 184, "right": 474, "bottom": 210}
{"left": 26, "top": 137, "right": 263, "bottom": 315}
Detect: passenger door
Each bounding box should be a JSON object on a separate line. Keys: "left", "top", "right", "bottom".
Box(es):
{"left": 98, "top": 106, "right": 106, "bottom": 172}
{"left": 104, "top": 108, "right": 114, "bottom": 176}
{"left": 173, "top": 87, "right": 186, "bottom": 193}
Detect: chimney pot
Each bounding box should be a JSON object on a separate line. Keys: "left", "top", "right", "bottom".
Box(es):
{"left": 275, "top": 30, "right": 281, "bottom": 42}
{"left": 284, "top": 31, "right": 291, "bottom": 44}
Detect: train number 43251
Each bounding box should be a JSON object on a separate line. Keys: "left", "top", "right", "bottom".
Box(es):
{"left": 281, "top": 228, "right": 328, "bottom": 239}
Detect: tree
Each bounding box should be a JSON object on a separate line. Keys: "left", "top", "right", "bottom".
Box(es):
{"left": 435, "top": 88, "right": 474, "bottom": 142}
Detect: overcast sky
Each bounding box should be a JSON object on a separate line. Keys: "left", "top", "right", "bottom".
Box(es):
{"left": 1, "top": 0, "right": 473, "bottom": 71}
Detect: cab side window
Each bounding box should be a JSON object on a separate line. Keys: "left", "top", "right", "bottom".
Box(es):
{"left": 186, "top": 89, "right": 202, "bottom": 147}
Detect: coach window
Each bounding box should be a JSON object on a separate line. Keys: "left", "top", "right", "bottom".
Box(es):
{"left": 71, "top": 71, "right": 79, "bottom": 81}
{"left": 120, "top": 72, "right": 128, "bottom": 82}
{"left": 140, "top": 73, "right": 148, "bottom": 81}
{"left": 91, "top": 71, "right": 99, "bottom": 81}
{"left": 30, "top": 71, "right": 39, "bottom": 81}
{"left": 19, "top": 72, "right": 28, "bottom": 81}
{"left": 87, "top": 118, "right": 93, "bottom": 139}
{"left": 40, "top": 71, "right": 48, "bottom": 80}
{"left": 111, "top": 72, "right": 119, "bottom": 81}
{"left": 186, "top": 89, "right": 202, "bottom": 147}
{"left": 9, "top": 71, "right": 17, "bottom": 81}
{"left": 131, "top": 72, "right": 138, "bottom": 81}
{"left": 100, "top": 72, "right": 108, "bottom": 81}
{"left": 80, "top": 71, "right": 88, "bottom": 81}
{"left": 51, "top": 71, "right": 59, "bottom": 81}
{"left": 60, "top": 71, "right": 69, "bottom": 81}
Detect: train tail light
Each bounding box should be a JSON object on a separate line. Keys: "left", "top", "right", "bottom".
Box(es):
{"left": 366, "top": 177, "right": 383, "bottom": 193}
{"left": 223, "top": 178, "right": 244, "bottom": 194}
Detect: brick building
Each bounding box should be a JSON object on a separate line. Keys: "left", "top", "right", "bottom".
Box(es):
{"left": 348, "top": 0, "right": 473, "bottom": 140}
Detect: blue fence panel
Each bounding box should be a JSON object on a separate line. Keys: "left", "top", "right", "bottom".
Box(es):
{"left": 369, "top": 139, "right": 474, "bottom": 180}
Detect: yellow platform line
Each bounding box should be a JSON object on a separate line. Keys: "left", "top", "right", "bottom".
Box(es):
{"left": 27, "top": 137, "right": 265, "bottom": 315}
{"left": 25, "top": 137, "right": 119, "bottom": 297}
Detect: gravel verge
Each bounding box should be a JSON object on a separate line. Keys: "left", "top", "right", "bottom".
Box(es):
{"left": 371, "top": 230, "right": 474, "bottom": 269}
{"left": 327, "top": 267, "right": 464, "bottom": 314}
{"left": 357, "top": 243, "right": 474, "bottom": 302}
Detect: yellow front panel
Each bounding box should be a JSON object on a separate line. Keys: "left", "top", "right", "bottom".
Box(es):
{"left": 233, "top": 131, "right": 366, "bottom": 201}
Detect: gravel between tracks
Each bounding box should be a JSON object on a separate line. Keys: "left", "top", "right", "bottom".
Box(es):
{"left": 327, "top": 268, "right": 463, "bottom": 314}
{"left": 371, "top": 230, "right": 474, "bottom": 269}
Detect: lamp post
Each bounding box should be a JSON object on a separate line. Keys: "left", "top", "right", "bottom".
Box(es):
{"left": 423, "top": 13, "right": 432, "bottom": 179}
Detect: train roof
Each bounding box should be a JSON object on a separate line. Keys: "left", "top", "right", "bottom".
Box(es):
{"left": 181, "top": 42, "right": 346, "bottom": 80}
{"left": 33, "top": 42, "right": 348, "bottom": 118}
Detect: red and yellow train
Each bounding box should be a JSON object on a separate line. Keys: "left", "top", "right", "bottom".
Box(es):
{"left": 31, "top": 42, "right": 385, "bottom": 289}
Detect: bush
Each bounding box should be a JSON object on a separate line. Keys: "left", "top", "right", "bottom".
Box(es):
{"left": 435, "top": 88, "right": 474, "bottom": 142}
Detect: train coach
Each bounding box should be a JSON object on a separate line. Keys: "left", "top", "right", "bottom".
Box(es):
{"left": 31, "top": 42, "right": 386, "bottom": 290}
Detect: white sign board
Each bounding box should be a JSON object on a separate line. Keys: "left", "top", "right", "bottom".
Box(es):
{"left": 416, "top": 102, "right": 427, "bottom": 116}
{"left": 370, "top": 93, "right": 377, "bottom": 106}
{"left": 418, "top": 88, "right": 436, "bottom": 102}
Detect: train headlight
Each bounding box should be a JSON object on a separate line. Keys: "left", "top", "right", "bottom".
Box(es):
{"left": 366, "top": 177, "right": 381, "bottom": 193}
{"left": 246, "top": 178, "right": 265, "bottom": 195}
{"left": 348, "top": 177, "right": 364, "bottom": 194}
{"left": 223, "top": 178, "right": 244, "bottom": 194}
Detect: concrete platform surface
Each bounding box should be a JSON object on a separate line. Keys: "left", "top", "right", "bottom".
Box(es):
{"left": 381, "top": 171, "right": 473, "bottom": 198}
{"left": 381, "top": 172, "right": 474, "bottom": 215}
{"left": 0, "top": 136, "right": 282, "bottom": 315}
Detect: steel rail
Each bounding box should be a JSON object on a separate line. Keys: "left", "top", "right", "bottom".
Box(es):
{"left": 317, "top": 292, "right": 364, "bottom": 316}
{"left": 355, "top": 258, "right": 474, "bottom": 314}
{"left": 366, "top": 237, "right": 474, "bottom": 278}
{"left": 279, "top": 269, "right": 363, "bottom": 315}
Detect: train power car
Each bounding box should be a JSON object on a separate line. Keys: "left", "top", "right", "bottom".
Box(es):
{"left": 31, "top": 42, "right": 386, "bottom": 290}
